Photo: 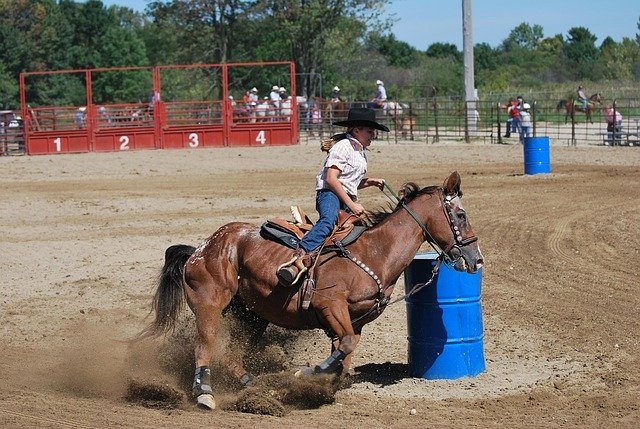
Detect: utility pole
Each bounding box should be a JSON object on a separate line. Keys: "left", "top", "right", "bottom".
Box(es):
{"left": 462, "top": 0, "right": 477, "bottom": 138}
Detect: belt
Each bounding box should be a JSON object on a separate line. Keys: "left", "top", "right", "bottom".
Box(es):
{"left": 317, "top": 188, "right": 357, "bottom": 202}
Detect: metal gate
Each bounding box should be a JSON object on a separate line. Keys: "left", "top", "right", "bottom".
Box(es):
{"left": 20, "top": 62, "right": 298, "bottom": 155}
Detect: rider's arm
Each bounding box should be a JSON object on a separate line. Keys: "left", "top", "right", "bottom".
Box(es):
{"left": 325, "top": 167, "right": 364, "bottom": 215}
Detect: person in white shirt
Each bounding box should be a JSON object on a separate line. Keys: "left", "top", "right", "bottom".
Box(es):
{"left": 277, "top": 107, "right": 389, "bottom": 286}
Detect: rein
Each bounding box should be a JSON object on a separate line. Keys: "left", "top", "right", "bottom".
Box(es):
{"left": 382, "top": 182, "right": 450, "bottom": 262}
{"left": 319, "top": 181, "right": 478, "bottom": 329}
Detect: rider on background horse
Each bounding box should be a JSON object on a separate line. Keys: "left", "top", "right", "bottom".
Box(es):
{"left": 331, "top": 86, "right": 343, "bottom": 103}
{"left": 276, "top": 107, "right": 389, "bottom": 286}
{"left": 577, "top": 85, "right": 588, "bottom": 109}
{"left": 367, "top": 79, "right": 386, "bottom": 109}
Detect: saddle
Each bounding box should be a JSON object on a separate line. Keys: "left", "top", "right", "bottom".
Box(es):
{"left": 261, "top": 206, "right": 367, "bottom": 252}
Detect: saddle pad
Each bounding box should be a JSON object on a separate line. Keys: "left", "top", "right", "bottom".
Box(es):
{"left": 260, "top": 221, "right": 368, "bottom": 252}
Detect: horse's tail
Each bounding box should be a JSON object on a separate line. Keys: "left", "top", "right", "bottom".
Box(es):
{"left": 136, "top": 244, "right": 196, "bottom": 340}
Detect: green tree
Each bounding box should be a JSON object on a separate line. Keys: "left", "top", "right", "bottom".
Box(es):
{"left": 239, "top": 0, "right": 391, "bottom": 98}
{"left": 502, "top": 22, "right": 544, "bottom": 51}
{"left": 146, "top": 0, "right": 253, "bottom": 64}
{"left": 425, "top": 42, "right": 460, "bottom": 61}
{"left": 563, "top": 26, "right": 602, "bottom": 80}
{"left": 366, "top": 33, "right": 418, "bottom": 68}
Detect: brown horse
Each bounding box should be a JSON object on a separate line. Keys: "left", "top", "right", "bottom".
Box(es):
{"left": 141, "top": 171, "right": 484, "bottom": 410}
{"left": 556, "top": 93, "right": 602, "bottom": 123}
{"left": 312, "top": 96, "right": 349, "bottom": 124}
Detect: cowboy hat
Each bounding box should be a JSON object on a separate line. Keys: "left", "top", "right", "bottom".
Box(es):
{"left": 376, "top": 79, "right": 383, "bottom": 85}
{"left": 333, "top": 107, "right": 389, "bottom": 132}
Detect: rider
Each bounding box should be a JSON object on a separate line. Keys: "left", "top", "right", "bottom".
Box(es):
{"left": 330, "top": 86, "right": 342, "bottom": 103}
{"left": 368, "top": 80, "right": 386, "bottom": 109}
{"left": 577, "top": 85, "right": 588, "bottom": 109}
{"left": 276, "top": 107, "right": 389, "bottom": 286}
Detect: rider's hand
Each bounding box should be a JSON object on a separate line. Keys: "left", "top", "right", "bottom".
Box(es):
{"left": 350, "top": 202, "right": 365, "bottom": 216}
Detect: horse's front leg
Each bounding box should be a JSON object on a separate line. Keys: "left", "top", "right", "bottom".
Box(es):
{"left": 295, "top": 301, "right": 358, "bottom": 377}
{"left": 332, "top": 333, "right": 361, "bottom": 376}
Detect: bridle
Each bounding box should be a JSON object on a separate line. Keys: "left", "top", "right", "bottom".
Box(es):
{"left": 382, "top": 182, "right": 478, "bottom": 265}
{"left": 330, "top": 182, "right": 479, "bottom": 328}
{"left": 345, "top": 182, "right": 479, "bottom": 325}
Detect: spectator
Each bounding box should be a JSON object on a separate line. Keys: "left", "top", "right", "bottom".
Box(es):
{"left": 368, "top": 79, "right": 386, "bottom": 109}
{"left": 279, "top": 86, "right": 288, "bottom": 100}
{"left": 519, "top": 103, "right": 532, "bottom": 143}
{"left": 97, "top": 105, "right": 111, "bottom": 125}
{"left": 276, "top": 107, "right": 389, "bottom": 286}
{"left": 502, "top": 98, "right": 520, "bottom": 138}
{"left": 148, "top": 90, "right": 160, "bottom": 116}
{"left": 75, "top": 107, "right": 86, "bottom": 129}
{"left": 577, "top": 85, "right": 588, "bottom": 110}
{"left": 248, "top": 87, "right": 259, "bottom": 104}
{"left": 269, "top": 85, "right": 281, "bottom": 120}
{"left": 604, "top": 105, "right": 623, "bottom": 143}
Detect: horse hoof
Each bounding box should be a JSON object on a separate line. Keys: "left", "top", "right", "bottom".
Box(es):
{"left": 196, "top": 394, "right": 216, "bottom": 410}
{"left": 294, "top": 366, "right": 316, "bottom": 378}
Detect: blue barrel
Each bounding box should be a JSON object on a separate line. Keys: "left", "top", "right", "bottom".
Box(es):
{"left": 523, "top": 136, "right": 551, "bottom": 175}
{"left": 404, "top": 252, "right": 485, "bottom": 379}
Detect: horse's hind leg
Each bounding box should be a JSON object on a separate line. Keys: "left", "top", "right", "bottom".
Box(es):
{"left": 183, "top": 262, "right": 236, "bottom": 410}
{"left": 220, "top": 298, "right": 270, "bottom": 386}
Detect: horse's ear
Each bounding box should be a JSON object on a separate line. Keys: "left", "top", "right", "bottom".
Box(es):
{"left": 443, "top": 171, "right": 461, "bottom": 195}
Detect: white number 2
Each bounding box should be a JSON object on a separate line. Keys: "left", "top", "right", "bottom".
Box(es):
{"left": 119, "top": 135, "right": 130, "bottom": 150}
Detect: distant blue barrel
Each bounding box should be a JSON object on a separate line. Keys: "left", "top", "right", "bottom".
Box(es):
{"left": 523, "top": 136, "right": 551, "bottom": 175}
{"left": 404, "top": 252, "right": 485, "bottom": 379}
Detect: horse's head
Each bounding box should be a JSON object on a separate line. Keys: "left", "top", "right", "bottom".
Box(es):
{"left": 591, "top": 93, "right": 602, "bottom": 104}
{"left": 438, "top": 172, "right": 484, "bottom": 273}
{"left": 400, "top": 172, "right": 484, "bottom": 273}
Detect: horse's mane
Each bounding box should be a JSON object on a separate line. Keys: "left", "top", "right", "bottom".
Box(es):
{"left": 361, "top": 182, "right": 441, "bottom": 228}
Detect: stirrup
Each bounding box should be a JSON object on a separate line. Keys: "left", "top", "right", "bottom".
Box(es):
{"left": 276, "top": 256, "right": 307, "bottom": 286}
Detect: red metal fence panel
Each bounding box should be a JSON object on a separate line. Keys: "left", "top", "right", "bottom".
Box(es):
{"left": 19, "top": 62, "right": 298, "bottom": 155}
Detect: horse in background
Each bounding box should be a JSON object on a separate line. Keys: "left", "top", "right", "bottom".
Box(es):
{"left": 381, "top": 100, "right": 407, "bottom": 132}
{"left": 311, "top": 97, "right": 349, "bottom": 124}
{"left": 556, "top": 93, "right": 602, "bottom": 123}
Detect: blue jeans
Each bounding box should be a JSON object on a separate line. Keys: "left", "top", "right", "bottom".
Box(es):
{"left": 299, "top": 189, "right": 350, "bottom": 252}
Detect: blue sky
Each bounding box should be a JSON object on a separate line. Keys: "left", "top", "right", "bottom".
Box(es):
{"left": 100, "top": 0, "right": 639, "bottom": 49}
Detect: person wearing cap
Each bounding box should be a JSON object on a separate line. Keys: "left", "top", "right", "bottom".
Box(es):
{"left": 276, "top": 107, "right": 389, "bottom": 286}
{"left": 368, "top": 79, "right": 386, "bottom": 109}
{"left": 269, "top": 85, "right": 281, "bottom": 120}
{"left": 331, "top": 86, "right": 342, "bottom": 103}
{"left": 247, "top": 87, "right": 259, "bottom": 103}
{"left": 75, "top": 107, "right": 86, "bottom": 129}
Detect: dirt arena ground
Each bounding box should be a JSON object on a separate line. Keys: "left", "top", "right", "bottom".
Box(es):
{"left": 1, "top": 137, "right": 638, "bottom": 428}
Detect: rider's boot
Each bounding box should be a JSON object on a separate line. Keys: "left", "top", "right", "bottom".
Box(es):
{"left": 277, "top": 247, "right": 311, "bottom": 286}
